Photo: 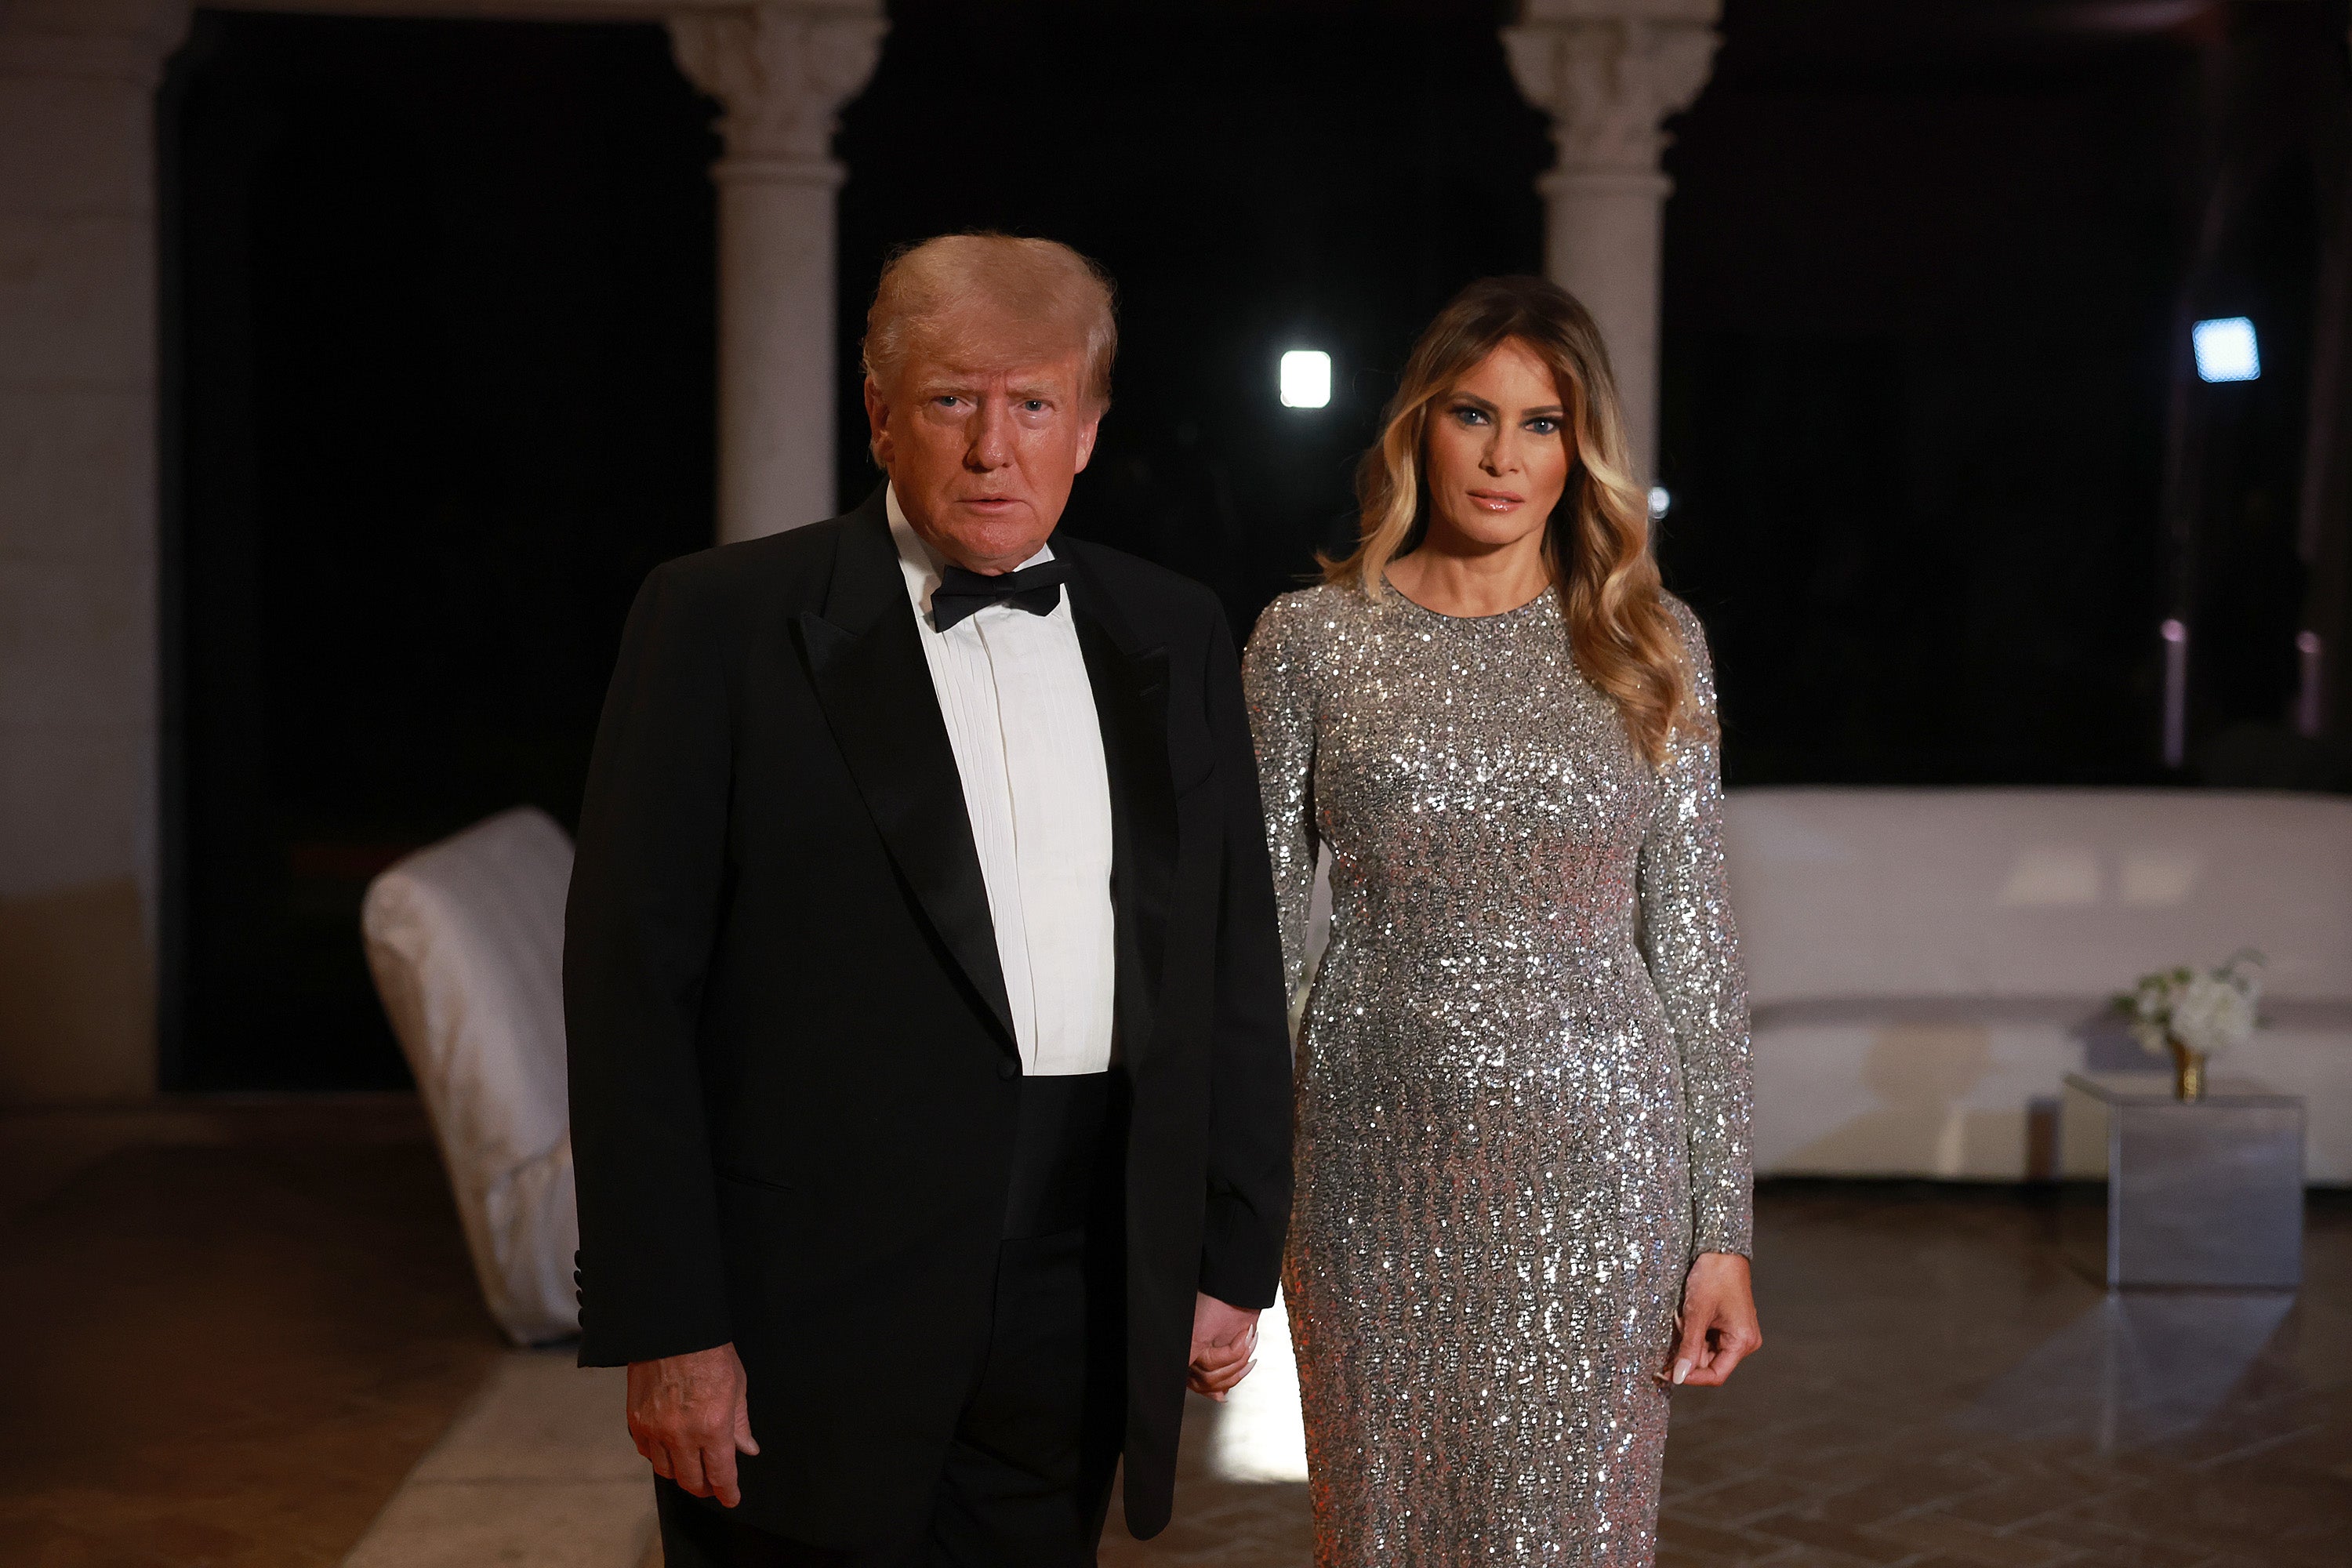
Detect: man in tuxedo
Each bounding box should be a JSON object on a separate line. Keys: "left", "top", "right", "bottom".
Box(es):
{"left": 564, "top": 233, "right": 1294, "bottom": 1566}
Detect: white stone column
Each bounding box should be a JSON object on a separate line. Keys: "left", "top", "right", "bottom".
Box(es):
{"left": 1504, "top": 0, "right": 1720, "bottom": 482}
{"left": 671, "top": 1, "right": 885, "bottom": 543}
{"left": 0, "top": 0, "right": 190, "bottom": 1103}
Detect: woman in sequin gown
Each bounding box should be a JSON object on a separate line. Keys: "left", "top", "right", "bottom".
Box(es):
{"left": 1243, "top": 278, "right": 1759, "bottom": 1566}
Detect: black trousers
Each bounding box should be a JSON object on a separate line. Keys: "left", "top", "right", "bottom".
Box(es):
{"left": 660, "top": 1076, "right": 1128, "bottom": 1568}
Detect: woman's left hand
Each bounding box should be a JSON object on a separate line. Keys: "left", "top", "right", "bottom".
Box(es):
{"left": 1666, "top": 1251, "right": 1762, "bottom": 1388}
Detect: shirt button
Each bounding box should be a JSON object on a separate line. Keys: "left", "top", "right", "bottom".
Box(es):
{"left": 998, "top": 1061, "right": 1018, "bottom": 1081}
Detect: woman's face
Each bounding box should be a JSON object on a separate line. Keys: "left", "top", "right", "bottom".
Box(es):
{"left": 1421, "top": 338, "right": 1572, "bottom": 554}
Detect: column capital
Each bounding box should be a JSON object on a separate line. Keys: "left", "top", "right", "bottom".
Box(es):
{"left": 0, "top": 0, "right": 193, "bottom": 86}
{"left": 669, "top": 0, "right": 886, "bottom": 183}
{"left": 1503, "top": 0, "right": 1721, "bottom": 176}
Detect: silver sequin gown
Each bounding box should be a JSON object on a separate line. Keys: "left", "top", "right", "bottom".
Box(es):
{"left": 1242, "top": 583, "right": 1752, "bottom": 1566}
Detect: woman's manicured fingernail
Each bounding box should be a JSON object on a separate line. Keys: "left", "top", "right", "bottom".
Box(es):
{"left": 1672, "top": 1359, "right": 1693, "bottom": 1385}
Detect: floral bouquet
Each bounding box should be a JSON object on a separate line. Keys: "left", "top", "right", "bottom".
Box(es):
{"left": 2113, "top": 949, "right": 2263, "bottom": 1100}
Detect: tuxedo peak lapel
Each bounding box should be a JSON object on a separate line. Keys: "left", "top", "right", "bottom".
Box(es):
{"left": 796, "top": 506, "right": 1016, "bottom": 1049}
{"left": 1065, "top": 558, "right": 1177, "bottom": 1069}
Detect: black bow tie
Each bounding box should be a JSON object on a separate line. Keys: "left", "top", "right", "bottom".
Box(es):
{"left": 931, "top": 559, "right": 1067, "bottom": 632}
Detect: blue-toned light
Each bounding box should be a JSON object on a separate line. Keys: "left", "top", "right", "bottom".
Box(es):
{"left": 2192, "top": 318, "right": 2259, "bottom": 383}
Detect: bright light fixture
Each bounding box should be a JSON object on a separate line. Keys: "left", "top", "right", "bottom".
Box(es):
{"left": 1279, "top": 350, "right": 1331, "bottom": 408}
{"left": 1647, "top": 486, "right": 1671, "bottom": 520}
{"left": 2192, "top": 317, "right": 2259, "bottom": 383}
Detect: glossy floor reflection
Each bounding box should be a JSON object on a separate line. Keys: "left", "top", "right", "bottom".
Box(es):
{"left": 1956, "top": 1291, "right": 2299, "bottom": 1452}
{"left": 1109, "top": 1183, "right": 2352, "bottom": 1567}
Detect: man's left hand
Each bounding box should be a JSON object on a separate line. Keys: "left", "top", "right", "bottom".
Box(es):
{"left": 1188, "top": 1292, "right": 1261, "bottom": 1402}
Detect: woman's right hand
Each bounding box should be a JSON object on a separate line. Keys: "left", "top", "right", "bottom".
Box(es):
{"left": 1666, "top": 1251, "right": 1761, "bottom": 1388}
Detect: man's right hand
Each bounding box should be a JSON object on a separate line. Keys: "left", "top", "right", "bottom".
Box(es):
{"left": 626, "top": 1342, "right": 759, "bottom": 1508}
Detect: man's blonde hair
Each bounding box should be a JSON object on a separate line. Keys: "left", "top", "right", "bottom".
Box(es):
{"left": 861, "top": 232, "right": 1118, "bottom": 408}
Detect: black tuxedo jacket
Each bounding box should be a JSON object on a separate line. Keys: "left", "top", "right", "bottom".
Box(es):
{"left": 563, "top": 487, "right": 1294, "bottom": 1544}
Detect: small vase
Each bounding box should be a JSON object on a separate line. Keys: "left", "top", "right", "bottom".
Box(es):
{"left": 2168, "top": 1039, "right": 2208, "bottom": 1102}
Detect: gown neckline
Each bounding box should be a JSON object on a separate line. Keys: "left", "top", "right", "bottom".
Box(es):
{"left": 1380, "top": 573, "right": 1555, "bottom": 623}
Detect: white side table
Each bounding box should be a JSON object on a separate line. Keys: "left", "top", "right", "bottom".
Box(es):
{"left": 2060, "top": 1073, "right": 2303, "bottom": 1290}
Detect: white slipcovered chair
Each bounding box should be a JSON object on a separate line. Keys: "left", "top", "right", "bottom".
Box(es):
{"left": 362, "top": 806, "right": 580, "bottom": 1345}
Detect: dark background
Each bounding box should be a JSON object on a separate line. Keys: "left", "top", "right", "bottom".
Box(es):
{"left": 162, "top": 0, "right": 2350, "bottom": 1088}
{"left": 165, "top": 16, "right": 718, "bottom": 1088}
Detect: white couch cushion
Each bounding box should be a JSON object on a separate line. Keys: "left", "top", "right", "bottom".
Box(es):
{"left": 1726, "top": 789, "right": 2352, "bottom": 1181}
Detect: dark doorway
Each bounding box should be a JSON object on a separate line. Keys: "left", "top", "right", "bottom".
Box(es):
{"left": 1655, "top": 2, "right": 2211, "bottom": 786}
{"left": 164, "top": 13, "right": 717, "bottom": 1090}
{"left": 2190, "top": 154, "right": 2322, "bottom": 781}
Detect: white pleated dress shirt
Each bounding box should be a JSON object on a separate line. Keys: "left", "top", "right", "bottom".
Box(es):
{"left": 887, "top": 486, "right": 1117, "bottom": 1076}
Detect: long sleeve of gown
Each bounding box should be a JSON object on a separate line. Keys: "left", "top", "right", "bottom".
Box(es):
{"left": 1637, "top": 602, "right": 1755, "bottom": 1258}
{"left": 1240, "top": 596, "right": 1321, "bottom": 1004}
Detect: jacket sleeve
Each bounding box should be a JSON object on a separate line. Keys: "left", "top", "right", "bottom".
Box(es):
{"left": 564, "top": 561, "right": 738, "bottom": 1366}
{"left": 1195, "top": 603, "right": 1298, "bottom": 1311}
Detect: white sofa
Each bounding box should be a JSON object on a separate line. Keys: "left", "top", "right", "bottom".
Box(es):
{"left": 362, "top": 807, "right": 580, "bottom": 1344}
{"left": 1728, "top": 789, "right": 2352, "bottom": 1183}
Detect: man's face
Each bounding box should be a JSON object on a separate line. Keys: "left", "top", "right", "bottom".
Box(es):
{"left": 864, "top": 332, "right": 1101, "bottom": 575}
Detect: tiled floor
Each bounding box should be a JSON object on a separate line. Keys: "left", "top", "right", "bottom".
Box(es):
{"left": 0, "top": 1099, "right": 506, "bottom": 1567}
{"left": 5, "top": 1103, "right": 2346, "bottom": 1566}
{"left": 343, "top": 1352, "right": 653, "bottom": 1568}
{"left": 1105, "top": 1184, "right": 2352, "bottom": 1567}
{"left": 1642, "top": 1184, "right": 2352, "bottom": 1568}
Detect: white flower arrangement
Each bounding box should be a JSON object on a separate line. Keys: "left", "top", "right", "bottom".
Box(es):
{"left": 2116, "top": 950, "right": 2264, "bottom": 1060}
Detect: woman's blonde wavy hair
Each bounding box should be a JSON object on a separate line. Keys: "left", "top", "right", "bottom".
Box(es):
{"left": 1323, "top": 275, "right": 1701, "bottom": 767}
